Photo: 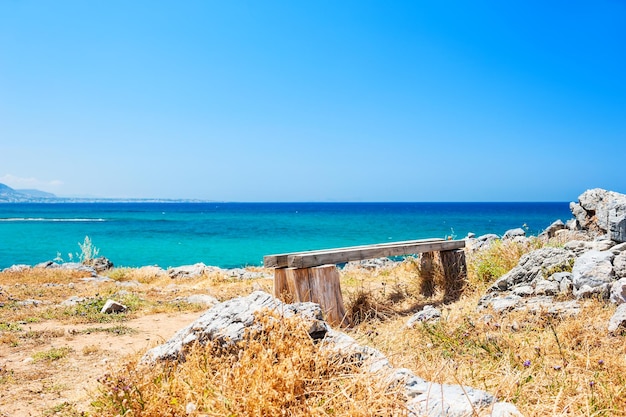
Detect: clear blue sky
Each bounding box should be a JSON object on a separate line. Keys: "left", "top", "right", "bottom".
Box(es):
{"left": 1, "top": 1, "right": 624, "bottom": 202}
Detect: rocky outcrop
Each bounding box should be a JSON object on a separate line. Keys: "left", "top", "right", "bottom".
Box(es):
{"left": 570, "top": 188, "right": 626, "bottom": 242}
{"left": 479, "top": 189, "right": 626, "bottom": 333}
{"left": 167, "top": 263, "right": 213, "bottom": 279}
{"left": 166, "top": 263, "right": 270, "bottom": 280}
{"left": 490, "top": 247, "right": 576, "bottom": 292}
{"left": 142, "top": 291, "right": 520, "bottom": 417}
{"left": 142, "top": 291, "right": 327, "bottom": 362}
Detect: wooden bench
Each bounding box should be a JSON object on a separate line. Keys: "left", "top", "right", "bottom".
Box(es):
{"left": 263, "top": 238, "right": 466, "bottom": 326}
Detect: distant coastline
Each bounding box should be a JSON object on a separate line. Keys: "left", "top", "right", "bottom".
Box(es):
{"left": 2, "top": 198, "right": 218, "bottom": 203}
{"left": 0, "top": 181, "right": 219, "bottom": 203}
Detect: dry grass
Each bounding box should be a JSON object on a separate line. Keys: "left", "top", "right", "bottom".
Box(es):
{"left": 0, "top": 266, "right": 271, "bottom": 328}
{"left": 3, "top": 238, "right": 626, "bottom": 416}
{"left": 92, "top": 312, "right": 407, "bottom": 416}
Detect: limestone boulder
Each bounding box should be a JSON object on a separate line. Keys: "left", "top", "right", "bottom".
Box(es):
{"left": 465, "top": 234, "right": 499, "bottom": 252}
{"left": 540, "top": 219, "right": 566, "bottom": 239}
{"left": 613, "top": 253, "right": 626, "bottom": 278}
{"left": 608, "top": 304, "right": 626, "bottom": 335}
{"left": 570, "top": 188, "right": 626, "bottom": 242}
{"left": 609, "top": 201, "right": 626, "bottom": 242}
{"left": 490, "top": 247, "right": 575, "bottom": 291}
{"left": 610, "top": 278, "right": 626, "bottom": 305}
{"left": 168, "top": 263, "right": 209, "bottom": 279}
{"left": 564, "top": 239, "right": 616, "bottom": 256}
{"left": 142, "top": 291, "right": 328, "bottom": 363}
{"left": 503, "top": 228, "right": 526, "bottom": 240}
{"left": 572, "top": 250, "right": 615, "bottom": 298}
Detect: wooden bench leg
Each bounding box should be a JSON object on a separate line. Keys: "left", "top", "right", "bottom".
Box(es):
{"left": 419, "top": 252, "right": 436, "bottom": 297}
{"left": 274, "top": 267, "right": 293, "bottom": 303}
{"left": 440, "top": 249, "right": 467, "bottom": 302}
{"left": 273, "top": 265, "right": 348, "bottom": 327}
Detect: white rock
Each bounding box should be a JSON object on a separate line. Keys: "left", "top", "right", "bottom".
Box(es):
{"left": 608, "top": 304, "right": 626, "bottom": 334}
{"left": 100, "top": 299, "right": 128, "bottom": 314}
{"left": 407, "top": 305, "right": 442, "bottom": 327}
{"left": 610, "top": 278, "right": 626, "bottom": 305}
{"left": 572, "top": 250, "right": 615, "bottom": 298}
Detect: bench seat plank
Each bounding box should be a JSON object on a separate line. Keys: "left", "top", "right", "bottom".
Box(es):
{"left": 264, "top": 239, "right": 465, "bottom": 269}
{"left": 264, "top": 238, "right": 444, "bottom": 268}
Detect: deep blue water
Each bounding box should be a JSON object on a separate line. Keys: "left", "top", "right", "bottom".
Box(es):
{"left": 0, "top": 202, "right": 572, "bottom": 269}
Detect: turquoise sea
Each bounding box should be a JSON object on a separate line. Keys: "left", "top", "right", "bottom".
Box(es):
{"left": 0, "top": 202, "right": 572, "bottom": 270}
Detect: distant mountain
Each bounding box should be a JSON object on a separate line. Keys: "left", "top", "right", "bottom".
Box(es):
{"left": 0, "top": 183, "right": 57, "bottom": 202}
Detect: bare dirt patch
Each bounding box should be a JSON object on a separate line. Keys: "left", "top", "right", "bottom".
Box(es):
{"left": 0, "top": 311, "right": 202, "bottom": 416}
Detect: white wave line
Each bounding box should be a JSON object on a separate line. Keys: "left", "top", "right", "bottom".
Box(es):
{"left": 0, "top": 218, "right": 106, "bottom": 222}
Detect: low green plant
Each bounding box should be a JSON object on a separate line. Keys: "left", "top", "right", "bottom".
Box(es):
{"left": 61, "top": 296, "right": 128, "bottom": 324}
{"left": 43, "top": 401, "right": 83, "bottom": 417}
{"left": 74, "top": 325, "right": 136, "bottom": 336}
{"left": 32, "top": 346, "right": 72, "bottom": 362}
{"left": 0, "top": 322, "right": 22, "bottom": 332}
{"left": 468, "top": 239, "right": 537, "bottom": 287}
{"left": 0, "top": 364, "right": 14, "bottom": 384}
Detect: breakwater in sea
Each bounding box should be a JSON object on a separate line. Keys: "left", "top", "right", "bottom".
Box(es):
{"left": 0, "top": 202, "right": 571, "bottom": 269}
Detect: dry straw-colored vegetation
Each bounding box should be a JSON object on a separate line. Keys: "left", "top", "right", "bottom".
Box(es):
{"left": 92, "top": 313, "right": 407, "bottom": 416}
{"left": 1, "top": 237, "right": 626, "bottom": 416}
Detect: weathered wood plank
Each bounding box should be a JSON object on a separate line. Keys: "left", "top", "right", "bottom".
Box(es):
{"left": 285, "top": 268, "right": 312, "bottom": 303}
{"left": 273, "top": 267, "right": 290, "bottom": 302}
{"left": 419, "top": 251, "right": 436, "bottom": 297}
{"left": 309, "top": 265, "right": 348, "bottom": 327}
{"left": 287, "top": 239, "right": 465, "bottom": 269}
{"left": 263, "top": 238, "right": 445, "bottom": 268}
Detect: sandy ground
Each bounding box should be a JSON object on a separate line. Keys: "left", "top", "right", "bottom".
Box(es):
{"left": 0, "top": 311, "right": 203, "bottom": 417}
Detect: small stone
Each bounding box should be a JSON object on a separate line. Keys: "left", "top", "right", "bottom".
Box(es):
{"left": 100, "top": 299, "right": 128, "bottom": 314}
{"left": 503, "top": 228, "right": 526, "bottom": 240}
{"left": 60, "top": 296, "right": 86, "bottom": 307}
{"left": 407, "top": 305, "right": 442, "bottom": 327}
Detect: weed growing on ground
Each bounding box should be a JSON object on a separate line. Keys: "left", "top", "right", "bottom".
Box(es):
{"left": 466, "top": 239, "right": 536, "bottom": 289}
{"left": 77, "top": 236, "right": 100, "bottom": 264}
{"left": 32, "top": 346, "right": 73, "bottom": 362}
{"left": 43, "top": 401, "right": 84, "bottom": 417}
{"left": 72, "top": 325, "right": 137, "bottom": 336}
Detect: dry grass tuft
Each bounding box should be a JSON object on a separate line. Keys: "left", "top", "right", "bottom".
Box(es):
{"left": 92, "top": 311, "right": 407, "bottom": 416}
{"left": 346, "top": 287, "right": 396, "bottom": 325}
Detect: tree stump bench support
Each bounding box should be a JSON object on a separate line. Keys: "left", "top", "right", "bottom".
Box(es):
{"left": 264, "top": 238, "right": 466, "bottom": 327}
